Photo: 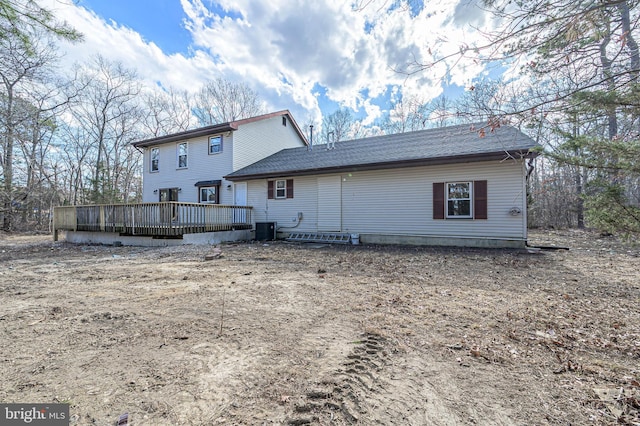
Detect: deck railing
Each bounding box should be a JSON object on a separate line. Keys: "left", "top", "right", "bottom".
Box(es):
{"left": 53, "top": 202, "right": 253, "bottom": 240}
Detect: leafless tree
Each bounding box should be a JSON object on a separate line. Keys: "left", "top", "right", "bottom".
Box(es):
{"left": 382, "top": 93, "right": 430, "bottom": 134}
{"left": 14, "top": 83, "right": 68, "bottom": 229}
{"left": 0, "top": 27, "right": 59, "bottom": 230}
{"left": 321, "top": 108, "right": 355, "bottom": 144}
{"left": 140, "top": 86, "right": 194, "bottom": 136}
{"left": 193, "top": 78, "right": 264, "bottom": 125}
{"left": 64, "top": 55, "right": 143, "bottom": 204}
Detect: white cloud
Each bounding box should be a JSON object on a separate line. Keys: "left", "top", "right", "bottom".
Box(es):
{"left": 44, "top": 0, "right": 501, "bottom": 127}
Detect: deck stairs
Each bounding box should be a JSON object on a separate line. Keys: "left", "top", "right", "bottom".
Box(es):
{"left": 286, "top": 232, "right": 352, "bottom": 244}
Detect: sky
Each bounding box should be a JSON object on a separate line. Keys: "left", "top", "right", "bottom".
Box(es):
{"left": 44, "top": 0, "right": 497, "bottom": 130}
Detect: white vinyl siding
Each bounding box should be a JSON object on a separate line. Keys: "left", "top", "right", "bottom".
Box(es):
{"left": 247, "top": 177, "right": 317, "bottom": 231}
{"left": 245, "top": 160, "right": 528, "bottom": 240}
{"left": 142, "top": 135, "right": 235, "bottom": 204}
{"left": 141, "top": 115, "right": 305, "bottom": 204}
{"left": 341, "top": 162, "right": 526, "bottom": 239}
{"left": 232, "top": 115, "right": 306, "bottom": 171}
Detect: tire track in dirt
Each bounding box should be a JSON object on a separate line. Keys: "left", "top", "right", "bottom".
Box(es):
{"left": 286, "top": 332, "right": 390, "bottom": 425}
{"left": 284, "top": 333, "right": 518, "bottom": 425}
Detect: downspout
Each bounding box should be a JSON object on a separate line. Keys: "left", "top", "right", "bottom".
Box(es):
{"left": 523, "top": 156, "right": 531, "bottom": 248}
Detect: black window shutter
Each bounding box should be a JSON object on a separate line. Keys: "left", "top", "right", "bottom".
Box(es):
{"left": 286, "top": 179, "right": 294, "bottom": 199}
{"left": 474, "top": 180, "right": 488, "bottom": 219}
{"left": 267, "top": 181, "right": 274, "bottom": 199}
{"left": 433, "top": 182, "right": 445, "bottom": 219}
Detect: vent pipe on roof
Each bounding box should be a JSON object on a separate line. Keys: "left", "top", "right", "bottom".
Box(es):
{"left": 308, "top": 125, "right": 313, "bottom": 151}
{"left": 327, "top": 131, "right": 335, "bottom": 150}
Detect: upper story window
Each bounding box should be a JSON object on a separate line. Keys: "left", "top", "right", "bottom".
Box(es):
{"left": 446, "top": 182, "right": 472, "bottom": 218}
{"left": 177, "top": 142, "right": 188, "bottom": 169}
{"left": 150, "top": 148, "right": 159, "bottom": 172}
{"left": 209, "top": 136, "right": 222, "bottom": 155}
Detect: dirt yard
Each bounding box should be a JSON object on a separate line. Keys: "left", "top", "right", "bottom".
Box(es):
{"left": 0, "top": 230, "right": 638, "bottom": 425}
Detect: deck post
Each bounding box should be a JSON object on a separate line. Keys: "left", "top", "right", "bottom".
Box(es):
{"left": 99, "top": 206, "right": 105, "bottom": 232}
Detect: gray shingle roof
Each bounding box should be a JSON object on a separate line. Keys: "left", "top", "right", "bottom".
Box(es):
{"left": 132, "top": 110, "right": 308, "bottom": 148}
{"left": 225, "top": 123, "right": 539, "bottom": 181}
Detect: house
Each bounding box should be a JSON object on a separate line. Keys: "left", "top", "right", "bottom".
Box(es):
{"left": 132, "top": 110, "right": 308, "bottom": 206}
{"left": 52, "top": 110, "right": 308, "bottom": 246}
{"left": 53, "top": 119, "right": 539, "bottom": 249}
{"left": 224, "top": 123, "right": 539, "bottom": 248}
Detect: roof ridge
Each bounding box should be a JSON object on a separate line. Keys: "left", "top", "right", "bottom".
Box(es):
{"left": 132, "top": 109, "right": 308, "bottom": 148}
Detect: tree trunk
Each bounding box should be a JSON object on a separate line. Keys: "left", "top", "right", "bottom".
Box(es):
{"left": 618, "top": 1, "right": 640, "bottom": 81}
{"left": 3, "top": 89, "right": 15, "bottom": 231}
{"left": 576, "top": 168, "right": 585, "bottom": 229}
{"left": 599, "top": 22, "right": 617, "bottom": 140}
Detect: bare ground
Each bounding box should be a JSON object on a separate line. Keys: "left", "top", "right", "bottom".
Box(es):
{"left": 0, "top": 230, "right": 639, "bottom": 425}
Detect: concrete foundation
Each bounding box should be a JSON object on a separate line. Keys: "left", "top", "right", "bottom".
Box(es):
{"left": 184, "top": 230, "right": 252, "bottom": 245}
{"left": 61, "top": 230, "right": 252, "bottom": 247}
{"left": 359, "top": 233, "right": 526, "bottom": 249}
{"left": 60, "top": 230, "right": 523, "bottom": 249}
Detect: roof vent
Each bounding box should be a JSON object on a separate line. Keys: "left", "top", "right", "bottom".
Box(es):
{"left": 327, "top": 131, "right": 336, "bottom": 150}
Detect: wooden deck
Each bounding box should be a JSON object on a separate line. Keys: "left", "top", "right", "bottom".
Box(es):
{"left": 53, "top": 202, "right": 253, "bottom": 240}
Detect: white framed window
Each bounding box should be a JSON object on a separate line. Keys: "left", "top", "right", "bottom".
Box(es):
{"left": 268, "top": 179, "right": 293, "bottom": 200}
{"left": 177, "top": 142, "right": 188, "bottom": 169}
{"left": 446, "top": 182, "right": 472, "bottom": 218}
{"left": 200, "top": 186, "right": 217, "bottom": 204}
{"left": 209, "top": 136, "right": 222, "bottom": 155}
{"left": 150, "top": 147, "right": 159, "bottom": 172}
{"left": 275, "top": 179, "right": 286, "bottom": 199}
